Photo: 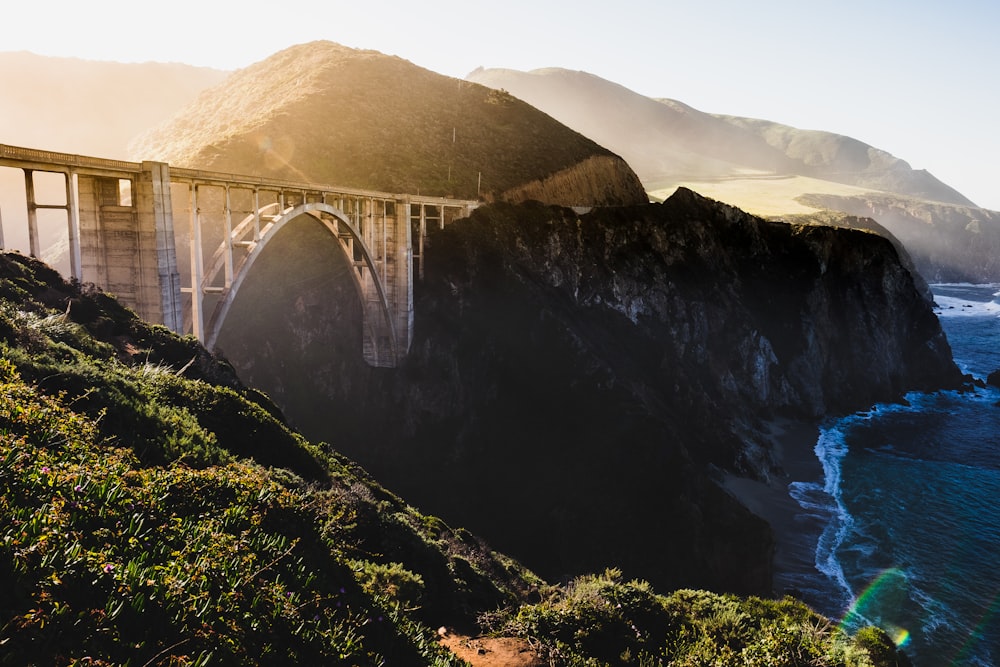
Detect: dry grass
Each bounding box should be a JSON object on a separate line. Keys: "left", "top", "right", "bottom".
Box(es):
{"left": 648, "top": 174, "right": 883, "bottom": 216}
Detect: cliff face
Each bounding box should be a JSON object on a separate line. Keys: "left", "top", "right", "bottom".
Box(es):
{"left": 215, "top": 189, "right": 962, "bottom": 596}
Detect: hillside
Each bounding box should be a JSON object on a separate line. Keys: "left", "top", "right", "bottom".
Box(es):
{"left": 0, "top": 249, "right": 916, "bottom": 665}
{"left": 790, "top": 192, "right": 1000, "bottom": 282}
{"left": 0, "top": 251, "right": 537, "bottom": 664}
{"left": 130, "top": 42, "right": 647, "bottom": 206}
{"left": 466, "top": 67, "right": 969, "bottom": 205}
{"left": 466, "top": 66, "right": 1000, "bottom": 281}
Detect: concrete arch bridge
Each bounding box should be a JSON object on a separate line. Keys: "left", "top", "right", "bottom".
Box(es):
{"left": 0, "top": 144, "right": 478, "bottom": 366}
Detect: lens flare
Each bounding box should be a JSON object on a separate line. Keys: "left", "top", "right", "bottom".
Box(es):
{"left": 890, "top": 627, "right": 911, "bottom": 648}
{"left": 838, "top": 568, "right": 911, "bottom": 646}
{"left": 952, "top": 592, "right": 1000, "bottom": 664}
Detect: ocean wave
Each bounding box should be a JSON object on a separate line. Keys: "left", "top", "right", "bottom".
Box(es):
{"left": 932, "top": 294, "right": 1000, "bottom": 318}
{"left": 910, "top": 583, "right": 959, "bottom": 638}
{"left": 929, "top": 282, "right": 1000, "bottom": 288}
{"left": 809, "top": 423, "right": 856, "bottom": 607}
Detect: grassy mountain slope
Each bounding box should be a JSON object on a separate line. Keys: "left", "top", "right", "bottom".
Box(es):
{"left": 130, "top": 42, "right": 646, "bottom": 205}
{"left": 0, "top": 248, "right": 911, "bottom": 667}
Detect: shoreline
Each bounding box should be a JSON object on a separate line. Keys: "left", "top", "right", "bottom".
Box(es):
{"left": 721, "top": 419, "right": 841, "bottom": 614}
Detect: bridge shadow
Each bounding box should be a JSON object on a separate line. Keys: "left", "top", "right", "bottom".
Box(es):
{"left": 213, "top": 217, "right": 376, "bottom": 439}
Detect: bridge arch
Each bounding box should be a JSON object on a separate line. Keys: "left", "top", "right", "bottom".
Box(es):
{"left": 202, "top": 201, "right": 400, "bottom": 366}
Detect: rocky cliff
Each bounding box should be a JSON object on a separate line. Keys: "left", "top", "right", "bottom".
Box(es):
{"left": 214, "top": 189, "right": 962, "bottom": 597}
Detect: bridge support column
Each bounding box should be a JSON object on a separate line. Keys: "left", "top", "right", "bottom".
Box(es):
{"left": 77, "top": 162, "right": 182, "bottom": 331}
{"left": 392, "top": 197, "right": 414, "bottom": 361}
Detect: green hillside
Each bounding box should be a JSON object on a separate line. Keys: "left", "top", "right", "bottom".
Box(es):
{"left": 0, "top": 249, "right": 910, "bottom": 665}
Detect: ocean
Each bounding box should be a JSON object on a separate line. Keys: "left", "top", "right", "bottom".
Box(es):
{"left": 792, "top": 283, "right": 1000, "bottom": 666}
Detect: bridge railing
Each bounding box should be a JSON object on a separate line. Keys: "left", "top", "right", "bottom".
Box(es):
{"left": 0, "top": 144, "right": 141, "bottom": 174}
{"left": 170, "top": 166, "right": 477, "bottom": 208}
{"left": 0, "top": 144, "right": 477, "bottom": 209}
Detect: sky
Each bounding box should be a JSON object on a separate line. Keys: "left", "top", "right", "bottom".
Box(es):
{"left": 5, "top": 0, "right": 999, "bottom": 209}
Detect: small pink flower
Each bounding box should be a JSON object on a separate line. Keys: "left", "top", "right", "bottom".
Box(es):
{"left": 74, "top": 485, "right": 82, "bottom": 492}
{"left": 40, "top": 466, "right": 50, "bottom": 474}
{"left": 103, "top": 564, "right": 114, "bottom": 573}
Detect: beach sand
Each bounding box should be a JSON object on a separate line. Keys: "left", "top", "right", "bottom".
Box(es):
{"left": 721, "top": 419, "right": 838, "bottom": 608}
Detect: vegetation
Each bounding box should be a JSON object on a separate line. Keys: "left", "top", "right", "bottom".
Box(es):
{"left": 0, "top": 249, "right": 912, "bottom": 665}
{"left": 0, "top": 251, "right": 532, "bottom": 665}
{"left": 483, "top": 569, "right": 911, "bottom": 667}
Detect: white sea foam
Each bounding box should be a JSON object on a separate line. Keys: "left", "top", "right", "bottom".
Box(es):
{"left": 933, "top": 294, "right": 1000, "bottom": 318}
{"left": 807, "top": 423, "right": 856, "bottom": 607}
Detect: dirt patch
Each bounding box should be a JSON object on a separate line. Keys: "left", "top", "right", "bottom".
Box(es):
{"left": 438, "top": 629, "right": 543, "bottom": 667}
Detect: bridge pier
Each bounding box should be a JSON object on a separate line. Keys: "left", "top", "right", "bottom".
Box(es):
{"left": 76, "top": 162, "right": 183, "bottom": 330}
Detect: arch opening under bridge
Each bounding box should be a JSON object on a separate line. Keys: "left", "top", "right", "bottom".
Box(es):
{"left": 201, "top": 201, "right": 400, "bottom": 367}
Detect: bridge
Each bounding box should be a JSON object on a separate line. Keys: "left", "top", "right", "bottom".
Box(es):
{"left": 0, "top": 144, "right": 478, "bottom": 367}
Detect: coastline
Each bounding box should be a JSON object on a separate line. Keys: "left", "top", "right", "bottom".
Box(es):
{"left": 721, "top": 419, "right": 840, "bottom": 612}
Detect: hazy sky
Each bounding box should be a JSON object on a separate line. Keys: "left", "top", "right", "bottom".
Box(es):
{"left": 5, "top": 0, "right": 999, "bottom": 209}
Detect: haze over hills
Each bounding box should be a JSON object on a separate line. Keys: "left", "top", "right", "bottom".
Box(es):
{"left": 467, "top": 67, "right": 969, "bottom": 204}
{"left": 130, "top": 42, "right": 647, "bottom": 207}
{"left": 0, "top": 52, "right": 229, "bottom": 267}
{"left": 0, "top": 51, "right": 228, "bottom": 159}
{"left": 467, "top": 66, "right": 1000, "bottom": 281}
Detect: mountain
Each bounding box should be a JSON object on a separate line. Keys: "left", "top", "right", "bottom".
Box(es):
{"left": 0, "top": 248, "right": 913, "bottom": 665}
{"left": 466, "top": 66, "right": 1000, "bottom": 281}
{"left": 0, "top": 51, "right": 228, "bottom": 158}
{"left": 130, "top": 42, "right": 647, "bottom": 206}
{"left": 214, "top": 191, "right": 963, "bottom": 601}
{"left": 467, "top": 67, "right": 969, "bottom": 204}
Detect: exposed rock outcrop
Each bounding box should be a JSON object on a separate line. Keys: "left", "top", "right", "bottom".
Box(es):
{"left": 497, "top": 154, "right": 648, "bottom": 207}
{"left": 215, "top": 189, "right": 963, "bottom": 596}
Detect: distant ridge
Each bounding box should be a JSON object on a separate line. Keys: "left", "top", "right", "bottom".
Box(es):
{"left": 467, "top": 66, "right": 972, "bottom": 206}
{"left": 131, "top": 42, "right": 647, "bottom": 206}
